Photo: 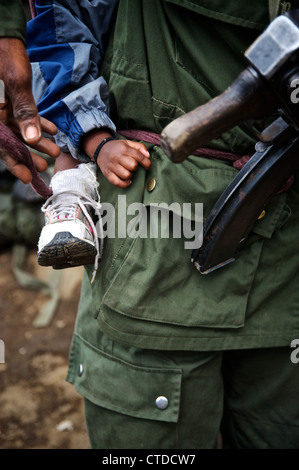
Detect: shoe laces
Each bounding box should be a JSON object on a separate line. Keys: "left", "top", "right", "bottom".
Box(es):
{"left": 41, "top": 190, "right": 104, "bottom": 283}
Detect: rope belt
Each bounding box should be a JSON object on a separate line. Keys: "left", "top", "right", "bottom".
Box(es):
{"left": 119, "top": 128, "right": 294, "bottom": 193}
{"left": 118, "top": 129, "right": 253, "bottom": 169}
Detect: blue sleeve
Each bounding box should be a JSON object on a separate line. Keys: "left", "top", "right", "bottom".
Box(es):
{"left": 26, "top": 0, "right": 119, "bottom": 161}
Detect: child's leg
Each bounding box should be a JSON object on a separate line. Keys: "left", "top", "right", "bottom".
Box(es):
{"left": 52, "top": 150, "right": 80, "bottom": 174}
{"left": 37, "top": 151, "right": 102, "bottom": 277}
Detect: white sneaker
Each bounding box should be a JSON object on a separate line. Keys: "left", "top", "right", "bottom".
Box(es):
{"left": 37, "top": 163, "right": 103, "bottom": 282}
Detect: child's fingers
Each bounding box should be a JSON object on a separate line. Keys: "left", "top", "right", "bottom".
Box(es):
{"left": 125, "top": 140, "right": 150, "bottom": 158}
{"left": 123, "top": 140, "right": 151, "bottom": 170}
{"left": 106, "top": 170, "right": 132, "bottom": 188}
{"left": 116, "top": 155, "right": 139, "bottom": 172}
{"left": 114, "top": 163, "right": 133, "bottom": 181}
{"left": 98, "top": 139, "right": 152, "bottom": 187}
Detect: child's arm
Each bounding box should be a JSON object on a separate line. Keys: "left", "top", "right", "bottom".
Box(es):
{"left": 26, "top": 0, "right": 119, "bottom": 163}
{"left": 27, "top": 0, "right": 151, "bottom": 188}
{"left": 83, "top": 129, "right": 151, "bottom": 188}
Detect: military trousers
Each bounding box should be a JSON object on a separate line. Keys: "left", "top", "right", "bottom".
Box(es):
{"left": 76, "top": 332, "right": 299, "bottom": 449}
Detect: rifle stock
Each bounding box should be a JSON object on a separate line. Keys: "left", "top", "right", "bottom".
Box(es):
{"left": 160, "top": 68, "right": 274, "bottom": 163}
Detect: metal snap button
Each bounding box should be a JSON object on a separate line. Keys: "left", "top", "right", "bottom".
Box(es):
{"left": 155, "top": 396, "right": 169, "bottom": 410}
{"left": 147, "top": 177, "right": 157, "bottom": 192}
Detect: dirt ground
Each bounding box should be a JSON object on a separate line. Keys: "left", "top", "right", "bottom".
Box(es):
{"left": 0, "top": 246, "right": 91, "bottom": 449}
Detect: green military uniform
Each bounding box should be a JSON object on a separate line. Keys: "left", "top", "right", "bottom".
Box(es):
{"left": 0, "top": 1, "right": 26, "bottom": 44}
{"left": 66, "top": 0, "right": 299, "bottom": 448}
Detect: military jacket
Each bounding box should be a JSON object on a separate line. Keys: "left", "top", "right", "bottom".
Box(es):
{"left": 73, "top": 0, "right": 299, "bottom": 352}
{"left": 25, "top": 0, "right": 299, "bottom": 354}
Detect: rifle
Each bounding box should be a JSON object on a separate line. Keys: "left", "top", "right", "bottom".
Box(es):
{"left": 160, "top": 10, "right": 299, "bottom": 274}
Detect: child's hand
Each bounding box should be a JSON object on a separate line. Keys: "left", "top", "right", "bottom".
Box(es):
{"left": 83, "top": 129, "right": 151, "bottom": 188}
{"left": 98, "top": 139, "right": 151, "bottom": 188}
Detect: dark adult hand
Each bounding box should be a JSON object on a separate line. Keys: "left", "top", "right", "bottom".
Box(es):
{"left": 0, "top": 37, "right": 60, "bottom": 183}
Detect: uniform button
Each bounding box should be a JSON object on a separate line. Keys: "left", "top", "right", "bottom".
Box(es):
{"left": 78, "top": 363, "right": 84, "bottom": 376}
{"left": 147, "top": 177, "right": 157, "bottom": 192}
{"left": 155, "top": 396, "right": 169, "bottom": 410}
{"left": 258, "top": 209, "right": 266, "bottom": 220}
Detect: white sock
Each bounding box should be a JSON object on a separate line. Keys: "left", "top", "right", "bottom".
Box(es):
{"left": 50, "top": 163, "right": 99, "bottom": 204}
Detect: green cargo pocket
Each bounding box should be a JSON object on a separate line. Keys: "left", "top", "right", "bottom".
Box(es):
{"left": 67, "top": 334, "right": 182, "bottom": 423}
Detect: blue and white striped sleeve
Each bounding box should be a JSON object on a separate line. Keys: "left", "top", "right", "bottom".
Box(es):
{"left": 26, "top": 0, "right": 118, "bottom": 162}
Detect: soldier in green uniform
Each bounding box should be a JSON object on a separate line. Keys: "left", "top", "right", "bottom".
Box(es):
{"left": 27, "top": 0, "right": 299, "bottom": 448}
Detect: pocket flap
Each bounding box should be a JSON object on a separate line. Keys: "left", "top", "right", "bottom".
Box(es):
{"left": 68, "top": 335, "right": 182, "bottom": 423}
